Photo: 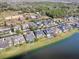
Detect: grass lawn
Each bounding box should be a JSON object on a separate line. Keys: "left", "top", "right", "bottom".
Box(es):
{"left": 0, "top": 29, "right": 79, "bottom": 59}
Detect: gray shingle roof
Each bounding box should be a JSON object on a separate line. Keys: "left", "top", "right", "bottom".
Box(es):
{"left": 22, "top": 23, "right": 29, "bottom": 30}
{"left": 34, "top": 29, "right": 45, "bottom": 38}
{"left": 0, "top": 38, "right": 9, "bottom": 49}
{"left": 24, "top": 31, "right": 35, "bottom": 42}
{"left": 44, "top": 28, "right": 54, "bottom": 38}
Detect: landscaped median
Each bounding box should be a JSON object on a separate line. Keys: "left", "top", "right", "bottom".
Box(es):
{"left": 0, "top": 29, "right": 79, "bottom": 59}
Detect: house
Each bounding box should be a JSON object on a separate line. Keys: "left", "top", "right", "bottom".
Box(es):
{"left": 68, "top": 16, "right": 74, "bottom": 21}
{"left": 22, "top": 23, "right": 29, "bottom": 31}
{"left": 24, "top": 31, "right": 35, "bottom": 42}
{"left": 0, "top": 38, "right": 9, "bottom": 49}
{"left": 29, "top": 13, "right": 37, "bottom": 19}
{"left": 51, "top": 27, "right": 62, "bottom": 35}
{"left": 0, "top": 39, "right": 7, "bottom": 49}
{"left": 29, "top": 22, "right": 37, "bottom": 27}
{"left": 34, "top": 29, "right": 45, "bottom": 38}
{"left": 35, "top": 21, "right": 43, "bottom": 29}
{"left": 43, "top": 19, "right": 55, "bottom": 27}
{"left": 5, "top": 15, "right": 25, "bottom": 20}
{"left": 18, "top": 35, "right": 25, "bottom": 44}
{"left": 66, "top": 23, "right": 73, "bottom": 30}
{"left": 58, "top": 23, "right": 71, "bottom": 32}
{"left": 58, "top": 24, "right": 65, "bottom": 32}
{"left": 67, "top": 16, "right": 77, "bottom": 24}
{"left": 75, "top": 22, "right": 79, "bottom": 29}
{"left": 12, "top": 35, "right": 25, "bottom": 45}
{"left": 55, "top": 27, "right": 62, "bottom": 34}
{"left": 30, "top": 16, "right": 36, "bottom": 19}
{"left": 18, "top": 15, "right": 25, "bottom": 21}
{"left": 29, "top": 22, "right": 38, "bottom": 30}
{"left": 5, "top": 37, "right": 13, "bottom": 47}
{"left": 14, "top": 25, "right": 21, "bottom": 31}
{"left": 64, "top": 16, "right": 71, "bottom": 22}
{"left": 29, "top": 13, "right": 41, "bottom": 19}
{"left": 43, "top": 19, "right": 51, "bottom": 27}
{"left": 23, "top": 13, "right": 40, "bottom": 19}
{"left": 24, "top": 29, "right": 31, "bottom": 33}
{"left": 0, "top": 30, "right": 33, "bottom": 49}
{"left": 36, "top": 12, "right": 41, "bottom": 18}
{"left": 5, "top": 15, "right": 25, "bottom": 26}
{"left": 4, "top": 34, "right": 25, "bottom": 46}
{"left": 43, "top": 28, "right": 54, "bottom": 39}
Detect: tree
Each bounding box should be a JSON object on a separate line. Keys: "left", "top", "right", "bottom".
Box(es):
{"left": 46, "top": 9, "right": 66, "bottom": 18}
{"left": 4, "top": 21, "right": 7, "bottom": 27}
{"left": 10, "top": 24, "right": 14, "bottom": 32}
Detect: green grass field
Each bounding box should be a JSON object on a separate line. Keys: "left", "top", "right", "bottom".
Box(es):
{"left": 0, "top": 29, "right": 78, "bottom": 59}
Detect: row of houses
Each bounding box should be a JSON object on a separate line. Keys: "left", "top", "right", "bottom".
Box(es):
{"left": 0, "top": 26, "right": 71, "bottom": 49}
{"left": 64, "top": 16, "right": 79, "bottom": 29}
{"left": 4, "top": 12, "right": 42, "bottom": 26}
{"left": 0, "top": 16, "right": 79, "bottom": 49}
{"left": 0, "top": 19, "right": 57, "bottom": 36}
{"left": 5, "top": 12, "right": 41, "bottom": 20}
{"left": 0, "top": 27, "right": 61, "bottom": 49}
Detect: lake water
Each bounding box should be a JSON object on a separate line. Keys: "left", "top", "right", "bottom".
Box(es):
{"left": 9, "top": 33, "right": 79, "bottom": 59}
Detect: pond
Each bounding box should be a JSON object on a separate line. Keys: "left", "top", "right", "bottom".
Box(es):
{"left": 9, "top": 33, "right": 79, "bottom": 59}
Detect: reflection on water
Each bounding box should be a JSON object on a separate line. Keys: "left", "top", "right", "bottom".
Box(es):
{"left": 9, "top": 33, "right": 79, "bottom": 59}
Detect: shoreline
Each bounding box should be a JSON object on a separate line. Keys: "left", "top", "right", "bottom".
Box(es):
{"left": 0, "top": 29, "right": 79, "bottom": 59}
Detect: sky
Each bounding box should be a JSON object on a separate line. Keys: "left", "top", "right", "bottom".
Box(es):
{"left": 0, "top": 0, "right": 79, "bottom": 3}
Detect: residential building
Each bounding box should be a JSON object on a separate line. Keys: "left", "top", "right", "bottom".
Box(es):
{"left": 14, "top": 25, "right": 21, "bottom": 31}
{"left": 34, "top": 29, "right": 45, "bottom": 38}
{"left": 43, "top": 28, "right": 54, "bottom": 39}
{"left": 22, "top": 23, "right": 29, "bottom": 31}
{"left": 0, "top": 38, "right": 9, "bottom": 49}
{"left": 24, "top": 31, "right": 35, "bottom": 42}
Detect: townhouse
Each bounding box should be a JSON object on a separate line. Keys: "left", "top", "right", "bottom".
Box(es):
{"left": 0, "top": 34, "right": 25, "bottom": 49}
{"left": 34, "top": 29, "right": 45, "bottom": 39}
{"left": 24, "top": 31, "right": 35, "bottom": 42}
